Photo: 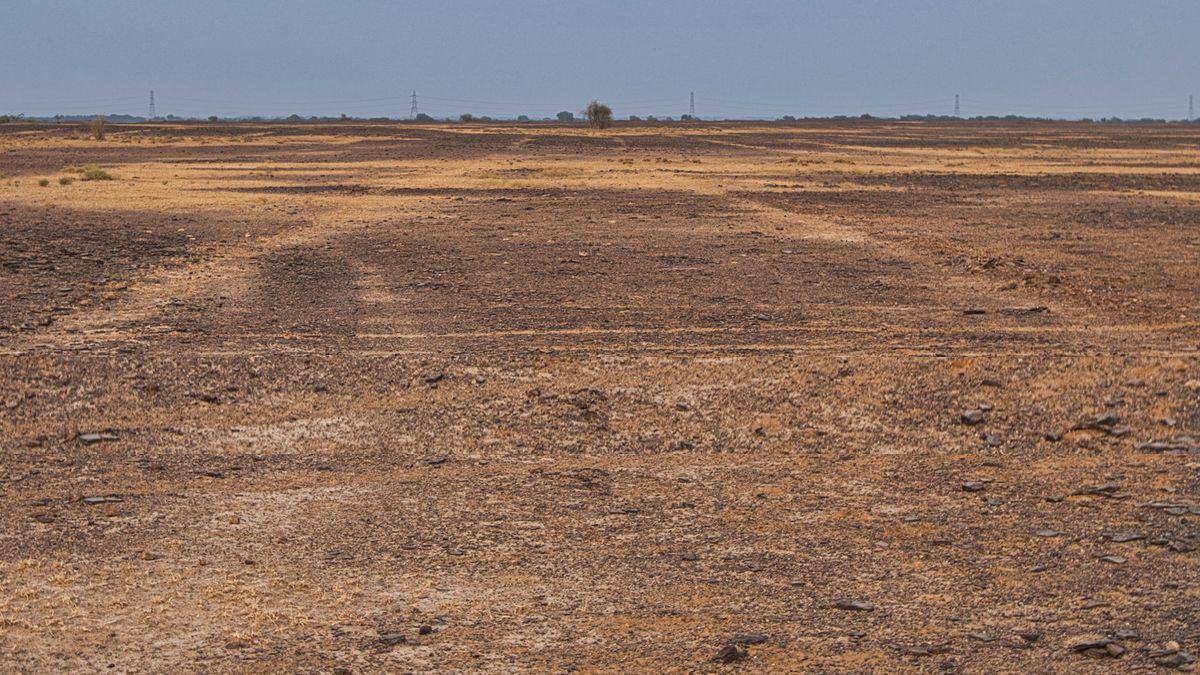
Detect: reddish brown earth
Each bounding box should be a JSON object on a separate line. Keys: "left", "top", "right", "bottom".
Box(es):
{"left": 1, "top": 121, "right": 1198, "bottom": 673}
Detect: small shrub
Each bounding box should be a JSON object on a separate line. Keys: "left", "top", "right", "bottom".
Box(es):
{"left": 79, "top": 166, "right": 112, "bottom": 181}
{"left": 459, "top": 113, "right": 475, "bottom": 122}
{"left": 91, "top": 116, "right": 106, "bottom": 140}
{"left": 38, "top": 178, "right": 50, "bottom": 187}
{"left": 59, "top": 177, "right": 74, "bottom": 186}
{"left": 586, "top": 101, "right": 613, "bottom": 130}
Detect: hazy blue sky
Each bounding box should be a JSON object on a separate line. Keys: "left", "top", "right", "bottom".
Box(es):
{"left": 3, "top": 0, "right": 1198, "bottom": 119}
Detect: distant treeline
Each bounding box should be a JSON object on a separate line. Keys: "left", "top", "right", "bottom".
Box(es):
{"left": 2, "top": 112, "right": 1197, "bottom": 125}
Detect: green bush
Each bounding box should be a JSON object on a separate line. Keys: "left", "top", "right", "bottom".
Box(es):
{"left": 38, "top": 178, "right": 50, "bottom": 187}
{"left": 59, "top": 177, "right": 74, "bottom": 186}
{"left": 80, "top": 166, "right": 112, "bottom": 181}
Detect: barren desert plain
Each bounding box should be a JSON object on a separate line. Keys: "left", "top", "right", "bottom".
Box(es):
{"left": 1, "top": 120, "right": 1198, "bottom": 672}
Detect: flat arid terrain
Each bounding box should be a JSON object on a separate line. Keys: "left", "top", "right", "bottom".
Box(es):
{"left": 1, "top": 120, "right": 1198, "bottom": 673}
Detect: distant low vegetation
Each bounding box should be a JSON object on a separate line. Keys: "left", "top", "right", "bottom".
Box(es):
{"left": 64, "top": 165, "right": 112, "bottom": 181}
{"left": 81, "top": 166, "right": 112, "bottom": 181}
{"left": 556, "top": 111, "right": 575, "bottom": 122}
{"left": 586, "top": 101, "right": 613, "bottom": 129}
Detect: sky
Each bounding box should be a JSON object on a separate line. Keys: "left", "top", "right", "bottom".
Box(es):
{"left": 2, "top": 0, "right": 1198, "bottom": 120}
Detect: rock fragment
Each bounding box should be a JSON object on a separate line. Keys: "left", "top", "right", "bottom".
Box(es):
{"left": 379, "top": 633, "right": 406, "bottom": 646}
{"left": 1154, "top": 650, "right": 1196, "bottom": 669}
{"left": 78, "top": 432, "right": 118, "bottom": 444}
{"left": 1072, "top": 413, "right": 1120, "bottom": 433}
{"left": 1071, "top": 638, "right": 1125, "bottom": 658}
{"left": 732, "top": 633, "right": 768, "bottom": 645}
{"left": 1102, "top": 532, "right": 1144, "bottom": 543}
{"left": 960, "top": 410, "right": 986, "bottom": 425}
{"left": 833, "top": 599, "right": 874, "bottom": 611}
{"left": 714, "top": 644, "right": 748, "bottom": 663}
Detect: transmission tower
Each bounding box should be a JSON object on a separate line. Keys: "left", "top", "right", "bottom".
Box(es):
{"left": 954, "top": 94, "right": 960, "bottom": 118}
{"left": 410, "top": 91, "right": 419, "bottom": 120}
{"left": 689, "top": 92, "right": 695, "bottom": 118}
{"left": 1190, "top": 95, "right": 1195, "bottom": 122}
{"left": 148, "top": 90, "right": 156, "bottom": 120}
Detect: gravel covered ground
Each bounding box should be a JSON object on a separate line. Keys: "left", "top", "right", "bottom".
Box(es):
{"left": 1, "top": 121, "right": 1198, "bottom": 673}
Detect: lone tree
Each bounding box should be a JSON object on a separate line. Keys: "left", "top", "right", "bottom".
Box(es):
{"left": 586, "top": 100, "right": 613, "bottom": 129}
{"left": 91, "top": 116, "right": 106, "bottom": 140}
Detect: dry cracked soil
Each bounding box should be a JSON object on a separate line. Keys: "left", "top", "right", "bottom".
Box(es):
{"left": 1, "top": 120, "right": 1199, "bottom": 673}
